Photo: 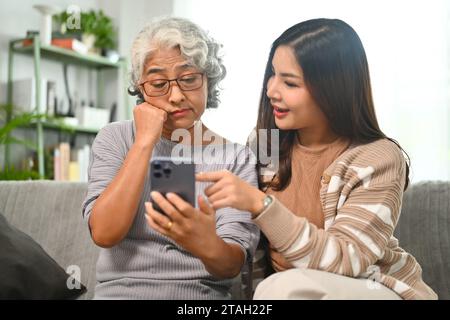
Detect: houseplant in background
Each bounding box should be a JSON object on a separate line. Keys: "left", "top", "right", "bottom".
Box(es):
{"left": 0, "top": 103, "right": 45, "bottom": 180}
{"left": 53, "top": 9, "right": 117, "bottom": 58}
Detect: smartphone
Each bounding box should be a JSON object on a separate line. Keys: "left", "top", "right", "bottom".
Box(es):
{"left": 149, "top": 157, "right": 195, "bottom": 215}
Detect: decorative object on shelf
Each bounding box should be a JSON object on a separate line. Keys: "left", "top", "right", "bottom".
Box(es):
{"left": 46, "top": 81, "right": 57, "bottom": 117}
{"left": 53, "top": 9, "right": 117, "bottom": 56}
{"left": 81, "top": 33, "right": 96, "bottom": 54}
{"left": 76, "top": 103, "right": 110, "bottom": 130}
{"left": 109, "top": 102, "right": 117, "bottom": 122}
{"left": 62, "top": 64, "right": 75, "bottom": 117}
{"left": 33, "top": 5, "right": 61, "bottom": 45}
{"left": 105, "top": 49, "right": 120, "bottom": 63}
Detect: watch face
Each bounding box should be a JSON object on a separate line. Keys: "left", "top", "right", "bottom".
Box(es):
{"left": 264, "top": 196, "right": 272, "bottom": 207}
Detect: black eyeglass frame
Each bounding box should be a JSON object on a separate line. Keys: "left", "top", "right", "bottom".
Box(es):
{"left": 139, "top": 72, "right": 204, "bottom": 97}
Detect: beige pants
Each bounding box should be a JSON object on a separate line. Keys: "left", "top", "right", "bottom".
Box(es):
{"left": 254, "top": 268, "right": 401, "bottom": 300}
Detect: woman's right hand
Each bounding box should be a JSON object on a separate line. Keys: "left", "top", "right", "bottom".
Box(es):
{"left": 133, "top": 101, "right": 168, "bottom": 147}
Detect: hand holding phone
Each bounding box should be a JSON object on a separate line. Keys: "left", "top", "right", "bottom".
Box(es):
{"left": 150, "top": 157, "right": 195, "bottom": 214}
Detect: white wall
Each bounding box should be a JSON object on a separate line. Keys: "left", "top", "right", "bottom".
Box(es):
{"left": 98, "top": 0, "right": 173, "bottom": 58}
{"left": 174, "top": 0, "right": 450, "bottom": 183}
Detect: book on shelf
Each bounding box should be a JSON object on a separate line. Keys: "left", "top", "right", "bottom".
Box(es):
{"left": 51, "top": 38, "right": 88, "bottom": 55}
{"left": 52, "top": 143, "right": 90, "bottom": 182}
{"left": 69, "top": 162, "right": 80, "bottom": 182}
{"left": 21, "top": 37, "right": 88, "bottom": 55}
{"left": 59, "top": 142, "right": 70, "bottom": 181}
{"left": 53, "top": 148, "right": 60, "bottom": 181}
{"left": 78, "top": 145, "right": 90, "bottom": 182}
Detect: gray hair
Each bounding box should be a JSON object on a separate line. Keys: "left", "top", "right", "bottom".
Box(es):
{"left": 129, "top": 17, "right": 226, "bottom": 109}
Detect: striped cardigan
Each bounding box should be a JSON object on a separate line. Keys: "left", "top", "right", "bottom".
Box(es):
{"left": 254, "top": 139, "right": 437, "bottom": 299}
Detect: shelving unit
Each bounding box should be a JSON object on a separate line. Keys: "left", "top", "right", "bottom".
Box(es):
{"left": 26, "top": 120, "right": 100, "bottom": 135}
{"left": 5, "top": 34, "right": 130, "bottom": 178}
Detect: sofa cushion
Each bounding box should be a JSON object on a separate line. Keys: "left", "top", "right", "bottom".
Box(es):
{"left": 0, "top": 181, "right": 99, "bottom": 299}
{"left": 0, "top": 212, "right": 86, "bottom": 299}
{"left": 394, "top": 181, "right": 450, "bottom": 299}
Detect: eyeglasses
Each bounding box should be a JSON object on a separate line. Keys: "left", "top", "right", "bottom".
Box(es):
{"left": 139, "top": 73, "right": 204, "bottom": 97}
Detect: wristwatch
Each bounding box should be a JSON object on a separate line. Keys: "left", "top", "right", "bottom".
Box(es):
{"left": 262, "top": 195, "right": 273, "bottom": 212}
{"left": 253, "top": 195, "right": 273, "bottom": 218}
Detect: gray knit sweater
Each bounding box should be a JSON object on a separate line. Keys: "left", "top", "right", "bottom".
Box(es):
{"left": 81, "top": 120, "right": 260, "bottom": 299}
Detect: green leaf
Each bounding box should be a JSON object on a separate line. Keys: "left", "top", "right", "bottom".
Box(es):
{"left": 0, "top": 113, "right": 43, "bottom": 140}
{"left": 2, "top": 135, "right": 37, "bottom": 150}
{"left": 0, "top": 165, "right": 41, "bottom": 180}
{"left": 0, "top": 104, "right": 45, "bottom": 149}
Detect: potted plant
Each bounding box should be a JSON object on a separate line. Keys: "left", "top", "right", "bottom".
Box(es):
{"left": 0, "top": 103, "right": 45, "bottom": 180}
{"left": 54, "top": 9, "right": 117, "bottom": 56}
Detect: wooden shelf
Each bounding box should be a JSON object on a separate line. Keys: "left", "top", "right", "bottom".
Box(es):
{"left": 11, "top": 38, "right": 123, "bottom": 69}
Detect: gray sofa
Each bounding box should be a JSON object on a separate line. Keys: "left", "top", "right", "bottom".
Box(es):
{"left": 394, "top": 181, "right": 450, "bottom": 299}
{"left": 0, "top": 182, "right": 97, "bottom": 299}
{"left": 0, "top": 180, "right": 449, "bottom": 299}
{"left": 0, "top": 181, "right": 249, "bottom": 299}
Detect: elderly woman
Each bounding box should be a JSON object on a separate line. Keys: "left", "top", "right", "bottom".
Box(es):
{"left": 81, "top": 17, "right": 259, "bottom": 299}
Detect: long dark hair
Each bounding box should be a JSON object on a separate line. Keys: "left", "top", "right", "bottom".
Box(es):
{"left": 257, "top": 18, "right": 410, "bottom": 191}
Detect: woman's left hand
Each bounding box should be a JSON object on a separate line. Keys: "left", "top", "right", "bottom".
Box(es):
{"left": 196, "top": 170, "right": 266, "bottom": 216}
{"left": 145, "top": 192, "right": 220, "bottom": 258}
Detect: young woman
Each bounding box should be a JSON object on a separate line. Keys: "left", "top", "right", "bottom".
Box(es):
{"left": 197, "top": 18, "right": 437, "bottom": 299}
{"left": 82, "top": 17, "right": 259, "bottom": 299}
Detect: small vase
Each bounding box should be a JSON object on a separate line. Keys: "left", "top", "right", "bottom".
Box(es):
{"left": 81, "top": 33, "right": 96, "bottom": 53}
